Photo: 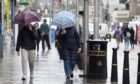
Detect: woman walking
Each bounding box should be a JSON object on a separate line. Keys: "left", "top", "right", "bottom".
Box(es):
{"left": 16, "top": 24, "right": 38, "bottom": 80}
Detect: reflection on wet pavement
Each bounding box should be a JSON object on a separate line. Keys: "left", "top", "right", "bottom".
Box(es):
{"left": 1, "top": 39, "right": 139, "bottom": 84}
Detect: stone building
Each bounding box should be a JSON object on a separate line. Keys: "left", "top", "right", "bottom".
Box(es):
{"left": 129, "top": 0, "right": 140, "bottom": 19}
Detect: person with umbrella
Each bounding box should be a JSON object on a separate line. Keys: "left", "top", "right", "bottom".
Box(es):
{"left": 56, "top": 26, "right": 81, "bottom": 80}
{"left": 52, "top": 11, "right": 81, "bottom": 80}
{"left": 15, "top": 10, "right": 40, "bottom": 80}
{"left": 40, "top": 19, "right": 51, "bottom": 51}
{"left": 16, "top": 24, "right": 38, "bottom": 80}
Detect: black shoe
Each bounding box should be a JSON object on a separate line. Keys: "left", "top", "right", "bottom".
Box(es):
{"left": 66, "top": 76, "right": 70, "bottom": 80}
{"left": 70, "top": 73, "right": 73, "bottom": 78}
{"left": 22, "top": 77, "right": 26, "bottom": 80}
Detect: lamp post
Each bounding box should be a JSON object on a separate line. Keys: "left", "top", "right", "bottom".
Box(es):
{"left": 94, "top": 0, "right": 99, "bottom": 39}
{"left": 49, "top": 0, "right": 52, "bottom": 23}
{"left": 76, "top": 0, "right": 79, "bottom": 33}
{"left": 67, "top": 0, "right": 69, "bottom": 10}
{"left": 83, "top": 0, "right": 89, "bottom": 75}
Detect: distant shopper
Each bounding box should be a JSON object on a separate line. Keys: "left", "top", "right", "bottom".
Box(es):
{"left": 40, "top": 19, "right": 51, "bottom": 51}
{"left": 114, "top": 26, "right": 122, "bottom": 49}
{"left": 16, "top": 24, "right": 38, "bottom": 80}
{"left": 55, "top": 28, "right": 63, "bottom": 60}
{"left": 129, "top": 27, "right": 135, "bottom": 48}
{"left": 99, "top": 25, "right": 108, "bottom": 40}
{"left": 33, "top": 22, "right": 42, "bottom": 55}
{"left": 123, "top": 26, "right": 131, "bottom": 50}
{"left": 51, "top": 25, "right": 57, "bottom": 43}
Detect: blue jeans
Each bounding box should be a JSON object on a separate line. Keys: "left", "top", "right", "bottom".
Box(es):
{"left": 63, "top": 48, "right": 77, "bottom": 77}
{"left": 51, "top": 29, "right": 55, "bottom": 43}
{"left": 124, "top": 37, "right": 129, "bottom": 49}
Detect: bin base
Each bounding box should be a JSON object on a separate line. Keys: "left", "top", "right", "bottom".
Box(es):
{"left": 79, "top": 74, "right": 107, "bottom": 79}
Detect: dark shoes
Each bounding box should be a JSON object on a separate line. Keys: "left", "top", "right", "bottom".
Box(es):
{"left": 22, "top": 77, "right": 26, "bottom": 80}
{"left": 70, "top": 73, "right": 73, "bottom": 78}
{"left": 66, "top": 73, "right": 74, "bottom": 80}
{"left": 22, "top": 75, "right": 27, "bottom": 80}
{"left": 66, "top": 76, "right": 70, "bottom": 80}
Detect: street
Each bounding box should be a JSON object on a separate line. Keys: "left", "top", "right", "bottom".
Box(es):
{"left": 0, "top": 38, "right": 139, "bottom": 84}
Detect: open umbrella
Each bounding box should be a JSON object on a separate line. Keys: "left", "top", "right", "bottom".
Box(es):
{"left": 51, "top": 11, "right": 76, "bottom": 29}
{"left": 15, "top": 10, "right": 41, "bottom": 25}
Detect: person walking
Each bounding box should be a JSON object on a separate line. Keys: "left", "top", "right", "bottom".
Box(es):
{"left": 114, "top": 26, "right": 122, "bottom": 49}
{"left": 123, "top": 26, "right": 131, "bottom": 50}
{"left": 33, "top": 23, "right": 42, "bottom": 55}
{"left": 55, "top": 28, "right": 63, "bottom": 60}
{"left": 16, "top": 24, "right": 38, "bottom": 80}
{"left": 40, "top": 19, "right": 51, "bottom": 51}
{"left": 129, "top": 27, "right": 135, "bottom": 48}
{"left": 57, "top": 26, "right": 81, "bottom": 80}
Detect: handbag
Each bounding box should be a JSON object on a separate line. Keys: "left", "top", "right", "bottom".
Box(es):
{"left": 126, "top": 32, "right": 131, "bottom": 37}
{"left": 77, "top": 53, "right": 84, "bottom": 70}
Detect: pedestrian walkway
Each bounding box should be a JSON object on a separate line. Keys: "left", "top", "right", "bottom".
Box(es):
{"left": 0, "top": 38, "right": 140, "bottom": 84}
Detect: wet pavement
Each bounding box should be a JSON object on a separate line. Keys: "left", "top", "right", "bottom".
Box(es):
{"left": 0, "top": 39, "right": 140, "bottom": 84}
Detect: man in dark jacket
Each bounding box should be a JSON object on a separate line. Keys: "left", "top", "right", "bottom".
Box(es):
{"left": 40, "top": 19, "right": 51, "bottom": 51}
{"left": 16, "top": 24, "right": 38, "bottom": 80}
{"left": 33, "top": 22, "right": 42, "bottom": 55}
{"left": 130, "top": 27, "right": 135, "bottom": 48}
{"left": 60, "top": 26, "right": 81, "bottom": 80}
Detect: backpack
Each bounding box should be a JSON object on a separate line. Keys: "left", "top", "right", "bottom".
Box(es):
{"left": 114, "top": 29, "right": 122, "bottom": 38}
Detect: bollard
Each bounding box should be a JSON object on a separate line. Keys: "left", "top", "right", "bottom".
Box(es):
{"left": 123, "top": 51, "right": 130, "bottom": 84}
{"left": 137, "top": 53, "right": 140, "bottom": 84}
{"left": 111, "top": 48, "right": 118, "bottom": 82}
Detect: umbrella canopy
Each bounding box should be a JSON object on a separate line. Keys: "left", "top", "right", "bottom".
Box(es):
{"left": 15, "top": 11, "right": 41, "bottom": 25}
{"left": 51, "top": 11, "right": 76, "bottom": 29}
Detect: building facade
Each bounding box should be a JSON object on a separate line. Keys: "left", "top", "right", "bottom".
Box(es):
{"left": 129, "top": 0, "right": 140, "bottom": 19}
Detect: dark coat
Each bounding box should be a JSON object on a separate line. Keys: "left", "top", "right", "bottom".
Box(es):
{"left": 61, "top": 26, "right": 81, "bottom": 49}
{"left": 123, "top": 27, "right": 130, "bottom": 37}
{"left": 130, "top": 28, "right": 135, "bottom": 40}
{"left": 56, "top": 26, "right": 81, "bottom": 60}
{"left": 36, "top": 28, "right": 42, "bottom": 40}
{"left": 55, "top": 28, "right": 64, "bottom": 60}
{"left": 61, "top": 26, "right": 81, "bottom": 60}
{"left": 16, "top": 26, "right": 38, "bottom": 51}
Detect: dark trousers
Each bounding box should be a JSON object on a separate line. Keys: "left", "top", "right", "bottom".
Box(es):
{"left": 130, "top": 39, "right": 134, "bottom": 48}
{"left": 37, "top": 38, "right": 41, "bottom": 52}
{"left": 57, "top": 48, "right": 63, "bottom": 60}
{"left": 63, "top": 48, "right": 78, "bottom": 76}
{"left": 42, "top": 35, "right": 51, "bottom": 50}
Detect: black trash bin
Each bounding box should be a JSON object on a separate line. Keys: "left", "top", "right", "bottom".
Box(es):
{"left": 87, "top": 40, "right": 108, "bottom": 79}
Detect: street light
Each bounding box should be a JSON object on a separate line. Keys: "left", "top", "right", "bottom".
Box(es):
{"left": 94, "top": 0, "right": 99, "bottom": 39}
{"left": 83, "top": 0, "right": 89, "bottom": 75}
